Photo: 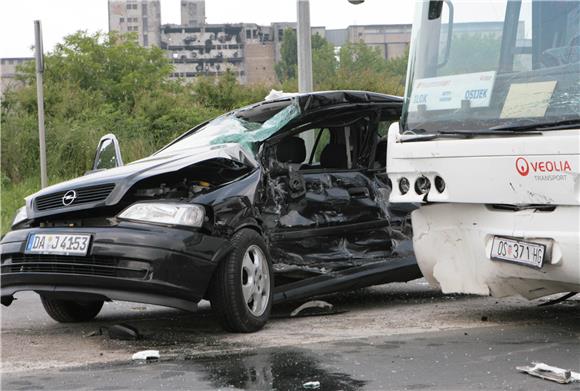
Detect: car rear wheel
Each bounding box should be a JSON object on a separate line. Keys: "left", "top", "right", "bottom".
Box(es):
{"left": 210, "top": 229, "right": 273, "bottom": 333}
{"left": 40, "top": 296, "right": 104, "bottom": 322}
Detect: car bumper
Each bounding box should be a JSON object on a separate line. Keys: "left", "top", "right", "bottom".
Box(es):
{"left": 412, "top": 204, "right": 580, "bottom": 299}
{"left": 0, "top": 223, "right": 232, "bottom": 311}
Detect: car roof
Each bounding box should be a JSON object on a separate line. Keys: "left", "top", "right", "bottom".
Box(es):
{"left": 296, "top": 90, "right": 402, "bottom": 114}
{"left": 267, "top": 90, "right": 402, "bottom": 111}
{"left": 236, "top": 90, "right": 402, "bottom": 123}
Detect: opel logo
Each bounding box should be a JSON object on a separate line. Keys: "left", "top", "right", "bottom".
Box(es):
{"left": 62, "top": 190, "right": 77, "bottom": 206}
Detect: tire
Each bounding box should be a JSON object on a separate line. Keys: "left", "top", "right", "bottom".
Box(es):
{"left": 209, "top": 229, "right": 274, "bottom": 333}
{"left": 40, "top": 296, "right": 104, "bottom": 322}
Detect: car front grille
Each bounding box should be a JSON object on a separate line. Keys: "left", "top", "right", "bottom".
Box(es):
{"left": 1, "top": 254, "right": 150, "bottom": 280}
{"left": 34, "top": 184, "right": 115, "bottom": 211}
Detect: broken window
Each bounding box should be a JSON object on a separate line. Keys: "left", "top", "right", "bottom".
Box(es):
{"left": 157, "top": 100, "right": 300, "bottom": 157}
{"left": 268, "top": 110, "right": 381, "bottom": 172}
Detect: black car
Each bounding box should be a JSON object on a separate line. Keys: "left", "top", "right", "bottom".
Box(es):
{"left": 1, "top": 91, "right": 420, "bottom": 332}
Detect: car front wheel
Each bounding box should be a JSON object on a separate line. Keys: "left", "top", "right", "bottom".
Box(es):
{"left": 210, "top": 229, "right": 273, "bottom": 333}
{"left": 40, "top": 296, "right": 104, "bottom": 322}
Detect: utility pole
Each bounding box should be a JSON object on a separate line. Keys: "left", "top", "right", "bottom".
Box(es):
{"left": 296, "top": 0, "right": 363, "bottom": 151}
{"left": 296, "top": 0, "right": 314, "bottom": 151}
{"left": 296, "top": 0, "right": 313, "bottom": 93}
{"left": 34, "top": 20, "right": 48, "bottom": 188}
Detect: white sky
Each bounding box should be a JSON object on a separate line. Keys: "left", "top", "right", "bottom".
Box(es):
{"left": 0, "top": 0, "right": 416, "bottom": 58}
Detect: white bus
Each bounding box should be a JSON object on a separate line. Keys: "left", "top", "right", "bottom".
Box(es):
{"left": 387, "top": 0, "right": 579, "bottom": 299}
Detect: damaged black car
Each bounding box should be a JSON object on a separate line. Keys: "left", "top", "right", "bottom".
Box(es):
{"left": 1, "top": 91, "right": 421, "bottom": 332}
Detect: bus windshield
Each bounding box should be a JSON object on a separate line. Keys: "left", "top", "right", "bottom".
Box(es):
{"left": 401, "top": 0, "right": 580, "bottom": 134}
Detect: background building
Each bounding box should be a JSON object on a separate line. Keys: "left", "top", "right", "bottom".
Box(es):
{"left": 108, "top": 0, "right": 162, "bottom": 47}
{"left": 106, "top": 0, "right": 416, "bottom": 85}
{"left": 161, "top": 22, "right": 277, "bottom": 84}
{"left": 181, "top": 0, "right": 206, "bottom": 27}
{"left": 2, "top": 5, "right": 512, "bottom": 92}
{"left": 342, "top": 24, "right": 412, "bottom": 60}
{"left": 0, "top": 57, "right": 32, "bottom": 96}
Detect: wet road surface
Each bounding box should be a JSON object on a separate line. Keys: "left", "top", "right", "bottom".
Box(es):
{"left": 4, "top": 325, "right": 580, "bottom": 390}
{"left": 2, "top": 280, "right": 579, "bottom": 390}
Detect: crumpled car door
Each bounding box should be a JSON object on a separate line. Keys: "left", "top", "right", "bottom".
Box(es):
{"left": 263, "top": 124, "right": 397, "bottom": 277}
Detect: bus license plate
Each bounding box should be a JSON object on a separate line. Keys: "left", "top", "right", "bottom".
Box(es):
{"left": 25, "top": 233, "right": 91, "bottom": 256}
{"left": 490, "top": 236, "right": 545, "bottom": 269}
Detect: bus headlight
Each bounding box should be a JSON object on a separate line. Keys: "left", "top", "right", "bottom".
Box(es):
{"left": 435, "top": 176, "right": 446, "bottom": 193}
{"left": 399, "top": 177, "right": 410, "bottom": 195}
{"left": 415, "top": 176, "right": 431, "bottom": 195}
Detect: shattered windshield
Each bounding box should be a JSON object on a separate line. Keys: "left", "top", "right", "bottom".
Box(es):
{"left": 157, "top": 100, "right": 301, "bottom": 156}
{"left": 402, "top": 0, "right": 580, "bottom": 134}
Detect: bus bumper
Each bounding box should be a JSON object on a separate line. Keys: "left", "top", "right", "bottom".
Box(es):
{"left": 412, "top": 203, "right": 580, "bottom": 299}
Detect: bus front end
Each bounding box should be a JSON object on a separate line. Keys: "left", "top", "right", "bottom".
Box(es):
{"left": 387, "top": 0, "right": 580, "bottom": 299}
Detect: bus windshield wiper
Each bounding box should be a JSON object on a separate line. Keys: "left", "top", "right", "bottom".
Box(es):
{"left": 490, "top": 118, "right": 580, "bottom": 132}
{"left": 400, "top": 128, "right": 539, "bottom": 142}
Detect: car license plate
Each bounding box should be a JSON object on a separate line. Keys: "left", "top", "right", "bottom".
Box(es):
{"left": 490, "top": 236, "right": 545, "bottom": 268}
{"left": 25, "top": 233, "right": 91, "bottom": 256}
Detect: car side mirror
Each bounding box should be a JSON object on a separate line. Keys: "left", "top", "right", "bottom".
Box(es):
{"left": 89, "top": 134, "right": 124, "bottom": 173}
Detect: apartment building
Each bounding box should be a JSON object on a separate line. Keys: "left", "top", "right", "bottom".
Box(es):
{"left": 108, "top": 0, "right": 162, "bottom": 47}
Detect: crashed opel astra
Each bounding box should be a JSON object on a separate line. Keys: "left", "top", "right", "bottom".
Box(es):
{"left": 1, "top": 91, "right": 421, "bottom": 332}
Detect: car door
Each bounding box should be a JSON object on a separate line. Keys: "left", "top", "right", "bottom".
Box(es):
{"left": 261, "top": 110, "right": 398, "bottom": 277}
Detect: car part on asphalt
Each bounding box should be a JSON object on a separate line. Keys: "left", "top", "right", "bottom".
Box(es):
{"left": 303, "top": 381, "right": 321, "bottom": 389}
{"left": 517, "top": 362, "right": 580, "bottom": 384}
{"left": 290, "top": 300, "right": 333, "bottom": 317}
{"left": 538, "top": 292, "right": 578, "bottom": 307}
{"left": 132, "top": 350, "right": 160, "bottom": 361}
{"left": 107, "top": 324, "right": 141, "bottom": 341}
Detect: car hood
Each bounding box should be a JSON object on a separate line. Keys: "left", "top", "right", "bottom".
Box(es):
{"left": 25, "top": 143, "right": 258, "bottom": 219}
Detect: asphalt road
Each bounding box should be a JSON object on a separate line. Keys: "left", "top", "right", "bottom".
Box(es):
{"left": 2, "top": 280, "right": 579, "bottom": 390}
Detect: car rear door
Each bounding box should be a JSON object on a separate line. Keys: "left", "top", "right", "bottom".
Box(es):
{"left": 261, "top": 109, "right": 399, "bottom": 277}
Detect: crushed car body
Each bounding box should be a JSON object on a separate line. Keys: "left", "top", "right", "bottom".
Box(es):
{"left": 1, "top": 91, "right": 421, "bottom": 332}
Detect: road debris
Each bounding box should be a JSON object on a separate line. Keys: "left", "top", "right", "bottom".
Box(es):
{"left": 302, "top": 380, "right": 321, "bottom": 389}
{"left": 538, "top": 292, "right": 577, "bottom": 307}
{"left": 291, "top": 300, "right": 335, "bottom": 317}
{"left": 86, "top": 328, "right": 103, "bottom": 337}
{"left": 132, "top": 350, "right": 160, "bottom": 361}
{"left": 108, "top": 324, "right": 141, "bottom": 341}
{"left": 516, "top": 362, "right": 580, "bottom": 384}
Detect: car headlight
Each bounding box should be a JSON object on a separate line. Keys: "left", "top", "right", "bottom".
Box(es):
{"left": 12, "top": 206, "right": 28, "bottom": 227}
{"left": 118, "top": 203, "right": 205, "bottom": 227}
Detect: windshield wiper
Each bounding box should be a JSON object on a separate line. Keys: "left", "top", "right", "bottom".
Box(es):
{"left": 490, "top": 118, "right": 580, "bottom": 132}
{"left": 400, "top": 128, "right": 539, "bottom": 142}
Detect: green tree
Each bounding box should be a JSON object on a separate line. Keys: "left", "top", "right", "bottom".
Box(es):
{"left": 439, "top": 33, "right": 501, "bottom": 76}
{"left": 311, "top": 34, "right": 337, "bottom": 87}
{"left": 275, "top": 29, "right": 298, "bottom": 82}
{"left": 18, "top": 31, "right": 173, "bottom": 110}
{"left": 338, "top": 42, "right": 387, "bottom": 75}
{"left": 275, "top": 29, "right": 337, "bottom": 88}
{"left": 331, "top": 42, "right": 408, "bottom": 94}
{"left": 1, "top": 31, "right": 204, "bottom": 184}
